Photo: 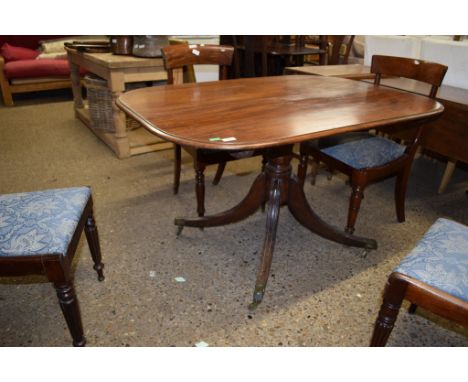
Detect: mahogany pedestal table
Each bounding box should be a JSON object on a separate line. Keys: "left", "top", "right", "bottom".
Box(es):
{"left": 117, "top": 75, "right": 443, "bottom": 308}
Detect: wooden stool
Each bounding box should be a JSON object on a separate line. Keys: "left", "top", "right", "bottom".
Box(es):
{"left": 0, "top": 187, "right": 104, "bottom": 346}
{"left": 370, "top": 218, "right": 468, "bottom": 346}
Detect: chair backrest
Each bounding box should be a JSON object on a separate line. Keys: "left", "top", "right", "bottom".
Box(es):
{"left": 161, "top": 44, "right": 234, "bottom": 85}
{"left": 168, "top": 38, "right": 196, "bottom": 83}
{"left": 327, "top": 35, "right": 355, "bottom": 65}
{"left": 371, "top": 55, "right": 448, "bottom": 98}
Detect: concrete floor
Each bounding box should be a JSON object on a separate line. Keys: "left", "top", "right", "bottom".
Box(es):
{"left": 0, "top": 94, "right": 467, "bottom": 347}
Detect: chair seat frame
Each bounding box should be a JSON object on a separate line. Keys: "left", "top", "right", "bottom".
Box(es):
{"left": 0, "top": 195, "right": 104, "bottom": 346}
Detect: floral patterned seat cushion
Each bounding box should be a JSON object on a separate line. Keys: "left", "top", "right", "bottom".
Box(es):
{"left": 395, "top": 218, "right": 468, "bottom": 302}
{"left": 0, "top": 187, "right": 91, "bottom": 257}
{"left": 321, "top": 136, "right": 406, "bottom": 170}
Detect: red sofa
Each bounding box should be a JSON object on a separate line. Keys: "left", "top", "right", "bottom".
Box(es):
{"left": 0, "top": 36, "right": 76, "bottom": 106}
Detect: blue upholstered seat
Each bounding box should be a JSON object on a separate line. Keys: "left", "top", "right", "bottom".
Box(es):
{"left": 0, "top": 187, "right": 91, "bottom": 256}
{"left": 321, "top": 136, "right": 406, "bottom": 170}
{"left": 395, "top": 218, "right": 468, "bottom": 302}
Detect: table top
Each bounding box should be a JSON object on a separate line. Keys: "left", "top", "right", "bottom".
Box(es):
{"left": 117, "top": 75, "right": 443, "bottom": 151}
{"left": 284, "top": 64, "right": 374, "bottom": 79}
{"left": 66, "top": 48, "right": 164, "bottom": 69}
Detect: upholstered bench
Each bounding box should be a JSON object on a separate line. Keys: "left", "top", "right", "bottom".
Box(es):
{"left": 370, "top": 218, "right": 468, "bottom": 346}
{"left": 0, "top": 187, "right": 104, "bottom": 346}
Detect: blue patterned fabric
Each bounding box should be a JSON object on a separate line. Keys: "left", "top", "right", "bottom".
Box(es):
{"left": 0, "top": 187, "right": 91, "bottom": 257}
{"left": 321, "top": 136, "right": 406, "bottom": 170}
{"left": 395, "top": 218, "right": 468, "bottom": 302}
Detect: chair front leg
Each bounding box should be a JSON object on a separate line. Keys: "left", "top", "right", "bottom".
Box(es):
{"left": 54, "top": 282, "right": 86, "bottom": 347}
{"left": 346, "top": 181, "right": 365, "bottom": 234}
{"left": 84, "top": 207, "right": 105, "bottom": 281}
{"left": 370, "top": 276, "right": 407, "bottom": 346}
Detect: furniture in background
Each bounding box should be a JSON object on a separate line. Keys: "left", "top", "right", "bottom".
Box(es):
{"left": 221, "top": 36, "right": 327, "bottom": 78}
{"left": 326, "top": 35, "right": 355, "bottom": 65}
{"left": 0, "top": 36, "right": 79, "bottom": 106}
{"left": 284, "top": 63, "right": 373, "bottom": 79}
{"left": 117, "top": 75, "right": 442, "bottom": 308}
{"left": 287, "top": 63, "right": 468, "bottom": 194}
{"left": 0, "top": 187, "right": 105, "bottom": 346}
{"left": 162, "top": 44, "right": 265, "bottom": 217}
{"left": 66, "top": 48, "right": 169, "bottom": 158}
{"left": 370, "top": 218, "right": 468, "bottom": 346}
{"left": 364, "top": 36, "right": 468, "bottom": 90}
{"left": 367, "top": 76, "right": 468, "bottom": 194}
{"left": 297, "top": 56, "right": 447, "bottom": 234}
{"left": 364, "top": 36, "right": 468, "bottom": 192}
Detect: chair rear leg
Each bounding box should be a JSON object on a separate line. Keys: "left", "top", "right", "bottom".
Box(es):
{"left": 309, "top": 159, "right": 319, "bottom": 185}
{"left": 54, "top": 282, "right": 86, "bottom": 347}
{"left": 84, "top": 208, "right": 105, "bottom": 281}
{"left": 174, "top": 144, "right": 182, "bottom": 194}
{"left": 297, "top": 151, "right": 309, "bottom": 187}
{"left": 395, "top": 165, "right": 412, "bottom": 223}
{"left": 346, "top": 183, "right": 365, "bottom": 234}
{"left": 408, "top": 303, "right": 418, "bottom": 314}
{"left": 212, "top": 162, "right": 226, "bottom": 185}
{"left": 195, "top": 161, "right": 207, "bottom": 217}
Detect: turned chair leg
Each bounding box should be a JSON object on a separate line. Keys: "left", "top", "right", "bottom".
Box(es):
{"left": 370, "top": 277, "right": 407, "bottom": 346}
{"left": 346, "top": 182, "right": 365, "bottom": 234}
{"left": 173, "top": 144, "right": 182, "bottom": 194}
{"left": 195, "top": 161, "right": 206, "bottom": 217}
{"left": 54, "top": 282, "right": 86, "bottom": 347}
{"left": 84, "top": 208, "right": 105, "bottom": 281}
{"left": 212, "top": 162, "right": 226, "bottom": 185}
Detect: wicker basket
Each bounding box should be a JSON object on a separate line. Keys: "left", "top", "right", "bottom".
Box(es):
{"left": 84, "top": 74, "right": 142, "bottom": 132}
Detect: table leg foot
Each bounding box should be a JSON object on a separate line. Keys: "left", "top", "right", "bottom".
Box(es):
{"left": 174, "top": 173, "right": 267, "bottom": 229}
{"left": 176, "top": 225, "right": 184, "bottom": 236}
{"left": 288, "top": 176, "right": 377, "bottom": 249}
{"left": 248, "top": 286, "right": 266, "bottom": 310}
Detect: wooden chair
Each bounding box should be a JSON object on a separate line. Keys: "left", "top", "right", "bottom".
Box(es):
{"left": 0, "top": 187, "right": 104, "bottom": 346}
{"left": 370, "top": 218, "right": 468, "bottom": 346}
{"left": 297, "top": 55, "right": 448, "bottom": 234}
{"left": 327, "top": 35, "right": 355, "bottom": 65}
{"left": 161, "top": 44, "right": 265, "bottom": 217}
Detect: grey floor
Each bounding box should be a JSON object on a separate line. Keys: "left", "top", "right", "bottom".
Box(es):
{"left": 0, "top": 94, "right": 467, "bottom": 346}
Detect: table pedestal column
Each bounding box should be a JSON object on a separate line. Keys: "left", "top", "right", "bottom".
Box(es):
{"left": 175, "top": 145, "right": 377, "bottom": 307}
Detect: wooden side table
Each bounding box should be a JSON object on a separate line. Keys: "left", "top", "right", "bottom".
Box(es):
{"left": 284, "top": 64, "right": 374, "bottom": 79}
{"left": 66, "top": 49, "right": 171, "bottom": 158}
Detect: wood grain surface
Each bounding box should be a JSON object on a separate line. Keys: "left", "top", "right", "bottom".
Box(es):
{"left": 117, "top": 75, "right": 443, "bottom": 150}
